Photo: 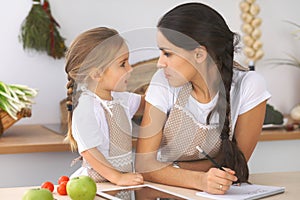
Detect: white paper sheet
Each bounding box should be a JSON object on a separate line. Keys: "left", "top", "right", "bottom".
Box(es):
{"left": 196, "top": 183, "right": 285, "bottom": 200}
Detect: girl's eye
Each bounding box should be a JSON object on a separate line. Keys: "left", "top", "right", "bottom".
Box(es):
{"left": 121, "top": 61, "right": 126, "bottom": 67}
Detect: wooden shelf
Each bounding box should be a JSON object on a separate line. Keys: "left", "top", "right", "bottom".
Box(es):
{"left": 260, "top": 128, "right": 300, "bottom": 141}
{"left": 1, "top": 120, "right": 299, "bottom": 155}
{"left": 260, "top": 115, "right": 300, "bottom": 141}
{"left": 0, "top": 125, "right": 70, "bottom": 154}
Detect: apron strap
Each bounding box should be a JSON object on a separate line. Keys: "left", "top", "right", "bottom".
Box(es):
{"left": 175, "top": 82, "right": 192, "bottom": 107}
{"left": 104, "top": 102, "right": 132, "bottom": 157}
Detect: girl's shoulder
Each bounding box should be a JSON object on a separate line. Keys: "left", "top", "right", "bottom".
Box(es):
{"left": 112, "top": 91, "right": 141, "bottom": 106}
{"left": 112, "top": 91, "right": 140, "bottom": 100}
{"left": 78, "top": 90, "right": 97, "bottom": 106}
{"left": 75, "top": 90, "right": 101, "bottom": 114}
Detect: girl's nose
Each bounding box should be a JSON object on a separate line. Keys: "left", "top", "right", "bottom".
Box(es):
{"left": 127, "top": 64, "right": 133, "bottom": 72}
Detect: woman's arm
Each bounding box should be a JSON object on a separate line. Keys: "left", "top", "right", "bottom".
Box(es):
{"left": 81, "top": 148, "right": 143, "bottom": 186}
{"left": 135, "top": 102, "right": 237, "bottom": 193}
{"left": 175, "top": 159, "right": 213, "bottom": 171}
{"left": 234, "top": 100, "right": 267, "bottom": 161}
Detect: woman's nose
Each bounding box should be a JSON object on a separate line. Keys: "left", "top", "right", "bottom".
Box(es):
{"left": 157, "top": 56, "right": 167, "bottom": 69}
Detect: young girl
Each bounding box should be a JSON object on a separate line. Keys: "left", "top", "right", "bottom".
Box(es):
{"left": 65, "top": 27, "right": 144, "bottom": 186}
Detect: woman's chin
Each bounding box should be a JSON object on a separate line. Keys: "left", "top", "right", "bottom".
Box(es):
{"left": 168, "top": 79, "right": 187, "bottom": 88}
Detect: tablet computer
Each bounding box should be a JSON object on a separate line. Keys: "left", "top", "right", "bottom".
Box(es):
{"left": 97, "top": 184, "right": 190, "bottom": 200}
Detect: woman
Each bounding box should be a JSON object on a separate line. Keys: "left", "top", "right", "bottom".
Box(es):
{"left": 136, "top": 3, "right": 270, "bottom": 194}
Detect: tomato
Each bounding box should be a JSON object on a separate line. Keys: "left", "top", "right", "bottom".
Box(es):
{"left": 58, "top": 175, "right": 69, "bottom": 184}
{"left": 41, "top": 181, "right": 54, "bottom": 192}
{"left": 57, "top": 181, "right": 68, "bottom": 195}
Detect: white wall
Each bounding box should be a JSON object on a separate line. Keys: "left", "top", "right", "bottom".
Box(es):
{"left": 0, "top": 152, "right": 81, "bottom": 187}
{"left": 248, "top": 140, "right": 300, "bottom": 174}
{"left": 1, "top": 0, "right": 299, "bottom": 125}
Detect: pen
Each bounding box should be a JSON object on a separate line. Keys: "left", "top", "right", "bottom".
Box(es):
{"left": 196, "top": 146, "right": 225, "bottom": 171}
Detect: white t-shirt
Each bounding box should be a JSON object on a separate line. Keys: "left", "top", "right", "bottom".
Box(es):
{"left": 72, "top": 89, "right": 141, "bottom": 156}
{"left": 145, "top": 69, "right": 271, "bottom": 134}
{"left": 70, "top": 88, "right": 141, "bottom": 178}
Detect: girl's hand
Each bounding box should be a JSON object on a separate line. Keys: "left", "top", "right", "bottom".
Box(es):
{"left": 115, "top": 172, "right": 144, "bottom": 186}
{"left": 201, "top": 167, "right": 238, "bottom": 194}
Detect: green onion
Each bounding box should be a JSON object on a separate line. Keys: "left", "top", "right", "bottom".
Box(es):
{"left": 0, "top": 81, "right": 38, "bottom": 120}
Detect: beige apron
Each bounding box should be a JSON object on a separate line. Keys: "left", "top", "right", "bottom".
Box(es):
{"left": 159, "top": 82, "right": 223, "bottom": 162}
{"left": 83, "top": 101, "right": 133, "bottom": 182}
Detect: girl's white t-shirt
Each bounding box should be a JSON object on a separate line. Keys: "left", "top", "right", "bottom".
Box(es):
{"left": 72, "top": 89, "right": 141, "bottom": 157}
{"left": 145, "top": 68, "right": 271, "bottom": 135}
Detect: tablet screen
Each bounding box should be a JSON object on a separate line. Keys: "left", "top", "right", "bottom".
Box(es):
{"left": 98, "top": 185, "right": 189, "bottom": 200}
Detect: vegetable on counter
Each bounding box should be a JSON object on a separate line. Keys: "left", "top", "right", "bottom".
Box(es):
{"left": 264, "top": 104, "right": 284, "bottom": 125}
{"left": 0, "top": 81, "right": 38, "bottom": 120}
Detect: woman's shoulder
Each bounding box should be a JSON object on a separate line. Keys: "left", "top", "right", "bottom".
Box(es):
{"left": 232, "top": 69, "right": 270, "bottom": 101}
{"left": 232, "top": 69, "right": 265, "bottom": 86}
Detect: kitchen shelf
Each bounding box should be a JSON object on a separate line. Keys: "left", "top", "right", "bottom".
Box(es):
{"left": 0, "top": 124, "right": 70, "bottom": 154}
{"left": 1, "top": 118, "right": 299, "bottom": 154}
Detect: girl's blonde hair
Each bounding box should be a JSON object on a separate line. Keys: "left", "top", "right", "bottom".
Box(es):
{"left": 65, "top": 27, "right": 125, "bottom": 151}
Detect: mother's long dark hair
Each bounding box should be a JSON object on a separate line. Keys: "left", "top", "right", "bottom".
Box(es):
{"left": 157, "top": 3, "right": 249, "bottom": 183}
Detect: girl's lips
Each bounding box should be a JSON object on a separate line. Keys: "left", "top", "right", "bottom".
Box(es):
{"left": 164, "top": 73, "right": 170, "bottom": 78}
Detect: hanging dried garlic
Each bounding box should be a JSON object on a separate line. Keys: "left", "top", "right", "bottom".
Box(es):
{"left": 240, "top": 0, "right": 264, "bottom": 65}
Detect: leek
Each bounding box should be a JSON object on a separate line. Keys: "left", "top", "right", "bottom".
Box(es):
{"left": 0, "top": 81, "right": 38, "bottom": 120}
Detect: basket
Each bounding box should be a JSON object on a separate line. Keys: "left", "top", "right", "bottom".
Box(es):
{"left": 0, "top": 108, "right": 32, "bottom": 136}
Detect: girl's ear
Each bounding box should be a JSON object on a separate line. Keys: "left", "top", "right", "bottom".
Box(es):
{"left": 194, "top": 46, "right": 207, "bottom": 64}
{"left": 89, "top": 68, "right": 103, "bottom": 81}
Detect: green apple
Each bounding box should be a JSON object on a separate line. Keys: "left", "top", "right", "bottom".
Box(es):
{"left": 66, "top": 175, "right": 97, "bottom": 200}
{"left": 22, "top": 188, "right": 53, "bottom": 200}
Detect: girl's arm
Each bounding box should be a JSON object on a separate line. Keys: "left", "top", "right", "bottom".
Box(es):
{"left": 135, "top": 102, "right": 237, "bottom": 194}
{"left": 81, "top": 148, "right": 143, "bottom": 186}
{"left": 234, "top": 100, "right": 267, "bottom": 161}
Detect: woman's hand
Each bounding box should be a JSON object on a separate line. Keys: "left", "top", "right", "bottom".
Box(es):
{"left": 115, "top": 172, "right": 144, "bottom": 186}
{"left": 201, "top": 168, "right": 237, "bottom": 194}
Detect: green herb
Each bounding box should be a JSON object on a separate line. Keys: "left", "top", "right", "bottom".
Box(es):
{"left": 0, "top": 81, "right": 38, "bottom": 120}
{"left": 19, "top": 0, "right": 67, "bottom": 59}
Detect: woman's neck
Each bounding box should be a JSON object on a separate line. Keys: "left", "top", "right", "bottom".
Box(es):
{"left": 190, "top": 64, "right": 219, "bottom": 103}
{"left": 191, "top": 81, "right": 215, "bottom": 103}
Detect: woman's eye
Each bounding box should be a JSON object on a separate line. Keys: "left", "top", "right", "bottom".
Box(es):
{"left": 164, "top": 52, "right": 170, "bottom": 57}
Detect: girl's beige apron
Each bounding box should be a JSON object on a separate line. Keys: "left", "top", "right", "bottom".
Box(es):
{"left": 78, "top": 101, "right": 133, "bottom": 183}
{"left": 160, "top": 82, "right": 224, "bottom": 162}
